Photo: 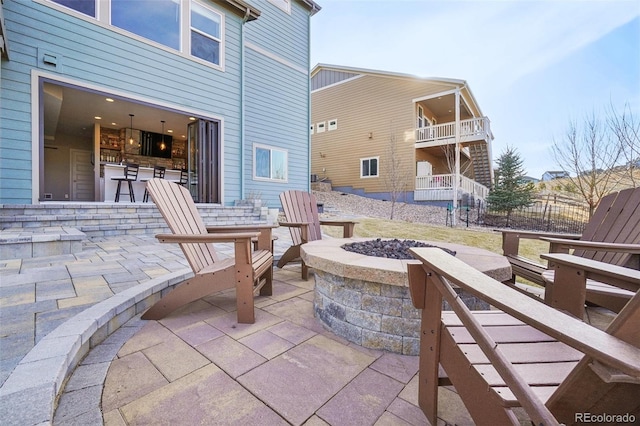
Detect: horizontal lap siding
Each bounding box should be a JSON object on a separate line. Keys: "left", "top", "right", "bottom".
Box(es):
{"left": 243, "top": 0, "right": 311, "bottom": 208}
{"left": 311, "top": 75, "right": 452, "bottom": 194}
{"left": 1, "top": 1, "right": 244, "bottom": 203}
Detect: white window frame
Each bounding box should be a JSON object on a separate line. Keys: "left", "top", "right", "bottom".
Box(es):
{"left": 41, "top": 0, "right": 225, "bottom": 71}
{"left": 253, "top": 143, "right": 288, "bottom": 183}
{"left": 189, "top": 0, "right": 224, "bottom": 67}
{"left": 360, "top": 156, "right": 379, "bottom": 178}
{"left": 316, "top": 122, "right": 326, "bottom": 133}
{"left": 328, "top": 119, "right": 338, "bottom": 131}
{"left": 268, "top": 0, "right": 291, "bottom": 14}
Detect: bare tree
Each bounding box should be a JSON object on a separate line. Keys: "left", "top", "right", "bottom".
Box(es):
{"left": 383, "top": 130, "right": 411, "bottom": 220}
{"left": 441, "top": 144, "right": 472, "bottom": 176}
{"left": 551, "top": 111, "right": 623, "bottom": 217}
{"left": 608, "top": 102, "right": 640, "bottom": 187}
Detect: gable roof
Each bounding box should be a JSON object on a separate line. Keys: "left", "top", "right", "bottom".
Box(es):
{"left": 311, "top": 63, "right": 485, "bottom": 118}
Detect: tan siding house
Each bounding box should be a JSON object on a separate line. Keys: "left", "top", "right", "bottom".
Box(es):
{"left": 311, "top": 64, "right": 494, "bottom": 206}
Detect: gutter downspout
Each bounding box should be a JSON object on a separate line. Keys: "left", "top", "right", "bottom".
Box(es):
{"left": 239, "top": 7, "right": 251, "bottom": 200}
{"left": 306, "top": 11, "right": 312, "bottom": 192}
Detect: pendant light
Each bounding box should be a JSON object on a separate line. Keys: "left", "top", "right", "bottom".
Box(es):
{"left": 160, "top": 120, "right": 166, "bottom": 151}
{"left": 128, "top": 114, "right": 135, "bottom": 145}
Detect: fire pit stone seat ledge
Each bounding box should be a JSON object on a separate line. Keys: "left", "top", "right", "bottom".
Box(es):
{"left": 300, "top": 238, "right": 512, "bottom": 355}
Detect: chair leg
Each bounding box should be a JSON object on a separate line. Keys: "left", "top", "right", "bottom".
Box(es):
{"left": 143, "top": 188, "right": 149, "bottom": 203}
{"left": 259, "top": 266, "right": 273, "bottom": 296}
{"left": 114, "top": 181, "right": 122, "bottom": 202}
{"left": 128, "top": 180, "right": 135, "bottom": 202}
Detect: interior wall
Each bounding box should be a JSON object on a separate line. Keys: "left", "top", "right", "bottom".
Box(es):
{"left": 43, "top": 130, "right": 92, "bottom": 200}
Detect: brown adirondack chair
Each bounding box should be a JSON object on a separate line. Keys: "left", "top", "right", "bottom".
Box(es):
{"left": 141, "top": 178, "right": 274, "bottom": 324}
{"left": 277, "top": 190, "right": 357, "bottom": 279}
{"left": 502, "top": 187, "right": 640, "bottom": 312}
{"left": 408, "top": 247, "right": 640, "bottom": 425}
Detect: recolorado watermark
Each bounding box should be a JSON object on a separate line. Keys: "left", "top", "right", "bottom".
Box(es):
{"left": 575, "top": 412, "right": 636, "bottom": 423}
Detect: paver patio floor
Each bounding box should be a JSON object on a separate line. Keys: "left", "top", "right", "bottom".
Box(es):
{"left": 94, "top": 267, "right": 461, "bottom": 425}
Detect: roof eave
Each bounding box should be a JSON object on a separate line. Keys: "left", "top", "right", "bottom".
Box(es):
{"left": 216, "top": 0, "right": 261, "bottom": 21}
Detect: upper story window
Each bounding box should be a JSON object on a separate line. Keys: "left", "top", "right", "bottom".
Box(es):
{"left": 46, "top": 0, "right": 224, "bottom": 68}
{"left": 51, "top": 0, "right": 96, "bottom": 17}
{"left": 191, "top": 1, "right": 222, "bottom": 65}
{"left": 111, "top": 0, "right": 180, "bottom": 50}
{"left": 269, "top": 0, "right": 291, "bottom": 14}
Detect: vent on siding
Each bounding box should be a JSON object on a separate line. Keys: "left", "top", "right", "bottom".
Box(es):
{"left": 328, "top": 119, "right": 337, "bottom": 131}
{"left": 43, "top": 193, "right": 53, "bottom": 200}
{"left": 317, "top": 122, "right": 326, "bottom": 133}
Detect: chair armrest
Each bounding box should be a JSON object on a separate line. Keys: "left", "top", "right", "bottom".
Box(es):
{"left": 278, "top": 221, "right": 311, "bottom": 228}
{"left": 501, "top": 229, "right": 581, "bottom": 257}
{"left": 155, "top": 232, "right": 259, "bottom": 244}
{"left": 541, "top": 253, "right": 640, "bottom": 293}
{"left": 410, "top": 247, "right": 640, "bottom": 378}
{"left": 319, "top": 220, "right": 358, "bottom": 238}
{"left": 540, "top": 238, "right": 640, "bottom": 254}
{"left": 206, "top": 224, "right": 279, "bottom": 232}
{"left": 206, "top": 225, "right": 276, "bottom": 252}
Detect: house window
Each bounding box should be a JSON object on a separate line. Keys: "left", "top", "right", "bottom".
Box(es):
{"left": 417, "top": 105, "right": 424, "bottom": 128}
{"left": 328, "top": 119, "right": 338, "bottom": 131}
{"left": 190, "top": 1, "right": 222, "bottom": 65}
{"left": 50, "top": 0, "right": 96, "bottom": 17}
{"left": 316, "top": 122, "right": 326, "bottom": 133}
{"left": 111, "top": 0, "right": 181, "bottom": 50}
{"left": 361, "top": 157, "right": 379, "bottom": 178}
{"left": 269, "top": 0, "right": 291, "bottom": 13}
{"left": 255, "top": 144, "right": 288, "bottom": 182}
{"left": 45, "top": 0, "right": 225, "bottom": 69}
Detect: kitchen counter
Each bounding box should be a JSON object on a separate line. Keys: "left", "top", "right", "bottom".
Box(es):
{"left": 103, "top": 164, "right": 184, "bottom": 202}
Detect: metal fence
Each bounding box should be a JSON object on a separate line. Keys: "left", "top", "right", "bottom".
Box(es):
{"left": 454, "top": 199, "right": 589, "bottom": 234}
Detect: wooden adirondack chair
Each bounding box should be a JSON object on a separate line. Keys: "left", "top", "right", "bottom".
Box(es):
{"left": 141, "top": 178, "right": 274, "bottom": 324}
{"left": 277, "top": 190, "right": 357, "bottom": 279}
{"left": 408, "top": 247, "right": 640, "bottom": 425}
{"left": 502, "top": 186, "right": 640, "bottom": 312}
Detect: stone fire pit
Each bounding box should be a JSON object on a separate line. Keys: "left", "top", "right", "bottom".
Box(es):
{"left": 300, "top": 238, "right": 512, "bottom": 355}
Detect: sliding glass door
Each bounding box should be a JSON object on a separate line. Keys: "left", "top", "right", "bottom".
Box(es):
{"left": 187, "top": 119, "right": 220, "bottom": 203}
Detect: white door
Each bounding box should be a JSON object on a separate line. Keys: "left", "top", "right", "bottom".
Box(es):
{"left": 71, "top": 149, "right": 95, "bottom": 201}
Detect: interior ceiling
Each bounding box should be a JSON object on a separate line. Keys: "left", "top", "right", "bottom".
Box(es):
{"left": 44, "top": 82, "right": 194, "bottom": 142}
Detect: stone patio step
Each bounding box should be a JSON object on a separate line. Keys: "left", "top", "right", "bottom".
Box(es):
{"left": 0, "top": 227, "right": 86, "bottom": 259}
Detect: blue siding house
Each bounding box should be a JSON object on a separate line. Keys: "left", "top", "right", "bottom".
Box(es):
{"left": 0, "top": 0, "right": 319, "bottom": 206}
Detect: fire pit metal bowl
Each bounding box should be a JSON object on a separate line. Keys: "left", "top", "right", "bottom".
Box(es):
{"left": 300, "top": 238, "right": 512, "bottom": 355}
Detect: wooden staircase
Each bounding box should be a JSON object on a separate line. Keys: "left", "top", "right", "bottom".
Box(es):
{"left": 467, "top": 142, "right": 492, "bottom": 189}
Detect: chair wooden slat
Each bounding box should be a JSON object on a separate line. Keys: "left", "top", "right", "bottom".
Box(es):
{"left": 502, "top": 187, "right": 640, "bottom": 313}
{"left": 278, "top": 190, "right": 357, "bottom": 279}
{"left": 142, "top": 179, "right": 273, "bottom": 323}
{"left": 408, "top": 247, "right": 640, "bottom": 425}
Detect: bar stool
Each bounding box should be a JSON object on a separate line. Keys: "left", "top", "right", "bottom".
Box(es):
{"left": 112, "top": 163, "right": 139, "bottom": 202}
{"left": 141, "top": 166, "right": 166, "bottom": 202}
{"left": 167, "top": 169, "right": 188, "bottom": 186}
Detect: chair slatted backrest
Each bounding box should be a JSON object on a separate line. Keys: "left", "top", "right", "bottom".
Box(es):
{"left": 147, "top": 178, "right": 219, "bottom": 273}
{"left": 574, "top": 187, "right": 640, "bottom": 266}
{"left": 153, "top": 166, "right": 166, "bottom": 179}
{"left": 124, "top": 163, "right": 139, "bottom": 180}
{"left": 280, "top": 190, "right": 322, "bottom": 246}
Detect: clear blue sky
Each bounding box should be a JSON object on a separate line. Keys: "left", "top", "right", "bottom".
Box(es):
{"left": 309, "top": 0, "right": 640, "bottom": 180}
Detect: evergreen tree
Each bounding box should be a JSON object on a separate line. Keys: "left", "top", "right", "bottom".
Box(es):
{"left": 487, "top": 146, "right": 536, "bottom": 226}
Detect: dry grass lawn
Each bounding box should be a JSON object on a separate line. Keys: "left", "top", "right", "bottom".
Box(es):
{"left": 322, "top": 217, "right": 549, "bottom": 267}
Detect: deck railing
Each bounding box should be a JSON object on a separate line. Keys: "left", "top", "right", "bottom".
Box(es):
{"left": 414, "top": 173, "right": 489, "bottom": 202}
{"left": 416, "top": 117, "right": 491, "bottom": 144}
